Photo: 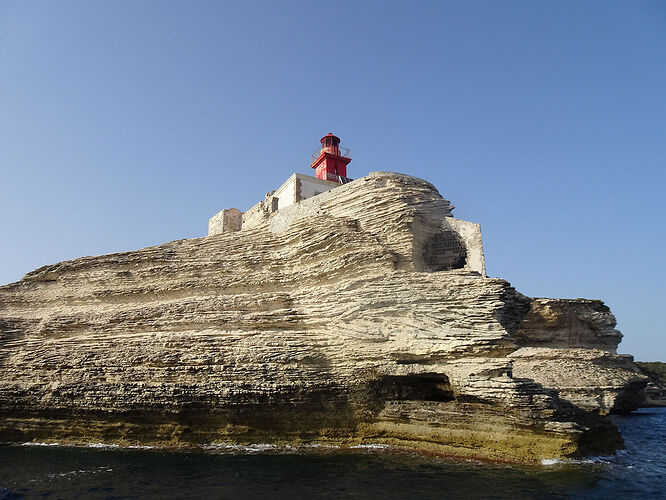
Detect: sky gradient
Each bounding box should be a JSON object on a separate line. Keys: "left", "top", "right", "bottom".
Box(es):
{"left": 1, "top": 1, "right": 665, "bottom": 360}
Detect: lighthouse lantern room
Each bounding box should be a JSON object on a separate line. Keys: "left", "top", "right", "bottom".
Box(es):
{"left": 310, "top": 133, "right": 352, "bottom": 183}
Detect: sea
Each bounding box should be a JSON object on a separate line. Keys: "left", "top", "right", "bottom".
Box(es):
{"left": 0, "top": 408, "right": 664, "bottom": 499}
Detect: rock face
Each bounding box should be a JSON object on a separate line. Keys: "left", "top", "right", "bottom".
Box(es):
{"left": 510, "top": 298, "right": 646, "bottom": 414}
{"left": 0, "top": 172, "right": 642, "bottom": 462}
{"left": 635, "top": 362, "right": 666, "bottom": 407}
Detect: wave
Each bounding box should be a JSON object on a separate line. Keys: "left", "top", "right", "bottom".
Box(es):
{"left": 541, "top": 456, "right": 614, "bottom": 466}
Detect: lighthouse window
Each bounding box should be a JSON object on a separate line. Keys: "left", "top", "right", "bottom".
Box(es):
{"left": 422, "top": 230, "right": 467, "bottom": 272}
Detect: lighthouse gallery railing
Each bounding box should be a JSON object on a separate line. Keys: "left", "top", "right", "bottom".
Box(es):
{"left": 310, "top": 146, "right": 352, "bottom": 164}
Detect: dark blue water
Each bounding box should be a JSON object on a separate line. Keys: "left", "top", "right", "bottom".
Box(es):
{"left": 1, "top": 408, "right": 664, "bottom": 499}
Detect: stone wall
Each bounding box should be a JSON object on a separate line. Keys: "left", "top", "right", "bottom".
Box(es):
{"left": 273, "top": 176, "right": 297, "bottom": 211}
{"left": 240, "top": 201, "right": 267, "bottom": 229}
{"left": 208, "top": 208, "right": 242, "bottom": 236}
{"left": 298, "top": 175, "right": 339, "bottom": 201}
{"left": 272, "top": 173, "right": 340, "bottom": 211}
{"left": 446, "top": 218, "right": 486, "bottom": 276}
{"left": 210, "top": 173, "right": 341, "bottom": 236}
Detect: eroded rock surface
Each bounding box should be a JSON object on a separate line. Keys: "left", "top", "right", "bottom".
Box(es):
{"left": 510, "top": 298, "right": 646, "bottom": 414}
{"left": 0, "top": 172, "right": 637, "bottom": 462}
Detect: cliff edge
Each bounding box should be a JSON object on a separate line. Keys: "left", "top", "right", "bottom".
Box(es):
{"left": 0, "top": 172, "right": 642, "bottom": 462}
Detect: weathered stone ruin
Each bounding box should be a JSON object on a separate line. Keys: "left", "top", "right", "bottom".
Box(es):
{"left": 0, "top": 171, "right": 646, "bottom": 462}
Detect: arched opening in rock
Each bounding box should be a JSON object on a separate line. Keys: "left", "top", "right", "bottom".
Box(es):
{"left": 422, "top": 230, "right": 467, "bottom": 271}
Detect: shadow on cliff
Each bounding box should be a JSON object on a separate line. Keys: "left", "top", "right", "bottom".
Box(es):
{"left": 495, "top": 286, "right": 531, "bottom": 338}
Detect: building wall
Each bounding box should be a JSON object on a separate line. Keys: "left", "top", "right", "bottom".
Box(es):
{"left": 241, "top": 201, "right": 268, "bottom": 229}
{"left": 298, "top": 176, "right": 338, "bottom": 201}
{"left": 208, "top": 208, "right": 242, "bottom": 236}
{"left": 445, "top": 218, "right": 486, "bottom": 276}
{"left": 273, "top": 176, "right": 296, "bottom": 211}
{"left": 272, "top": 173, "right": 339, "bottom": 212}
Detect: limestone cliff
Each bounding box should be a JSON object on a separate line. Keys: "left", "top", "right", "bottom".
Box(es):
{"left": 0, "top": 172, "right": 640, "bottom": 462}
{"left": 510, "top": 298, "right": 646, "bottom": 414}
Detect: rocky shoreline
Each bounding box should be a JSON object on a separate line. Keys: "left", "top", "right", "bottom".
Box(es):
{"left": 0, "top": 172, "right": 646, "bottom": 463}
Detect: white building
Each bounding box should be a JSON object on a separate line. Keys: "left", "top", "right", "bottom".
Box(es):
{"left": 208, "top": 173, "right": 341, "bottom": 236}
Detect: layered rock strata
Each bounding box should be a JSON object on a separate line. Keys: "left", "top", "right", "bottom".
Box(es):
{"left": 0, "top": 172, "right": 637, "bottom": 462}
{"left": 510, "top": 298, "right": 646, "bottom": 414}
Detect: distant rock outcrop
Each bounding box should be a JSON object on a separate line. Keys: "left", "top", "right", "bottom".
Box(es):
{"left": 635, "top": 362, "right": 666, "bottom": 407}
{"left": 0, "top": 172, "right": 643, "bottom": 462}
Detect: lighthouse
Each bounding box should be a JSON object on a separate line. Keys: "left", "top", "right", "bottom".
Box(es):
{"left": 310, "top": 133, "right": 352, "bottom": 183}
{"left": 209, "top": 133, "right": 353, "bottom": 235}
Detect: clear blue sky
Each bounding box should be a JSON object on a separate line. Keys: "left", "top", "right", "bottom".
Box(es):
{"left": 1, "top": 1, "right": 664, "bottom": 361}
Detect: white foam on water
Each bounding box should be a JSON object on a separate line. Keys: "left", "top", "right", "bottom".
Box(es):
{"left": 86, "top": 443, "right": 120, "bottom": 449}
{"left": 202, "top": 442, "right": 352, "bottom": 454}
{"left": 541, "top": 456, "right": 611, "bottom": 466}
{"left": 46, "top": 465, "right": 114, "bottom": 479}
{"left": 20, "top": 441, "right": 151, "bottom": 451}
{"left": 349, "top": 444, "right": 391, "bottom": 450}
{"left": 203, "top": 443, "right": 294, "bottom": 453}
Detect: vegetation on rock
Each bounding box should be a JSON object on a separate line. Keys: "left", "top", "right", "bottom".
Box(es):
{"left": 636, "top": 362, "right": 666, "bottom": 385}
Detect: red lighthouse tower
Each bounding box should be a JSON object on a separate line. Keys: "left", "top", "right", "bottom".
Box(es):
{"left": 310, "top": 133, "right": 352, "bottom": 182}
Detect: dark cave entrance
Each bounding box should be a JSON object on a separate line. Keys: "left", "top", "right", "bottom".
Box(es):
{"left": 422, "top": 230, "right": 467, "bottom": 271}
{"left": 371, "top": 374, "right": 454, "bottom": 402}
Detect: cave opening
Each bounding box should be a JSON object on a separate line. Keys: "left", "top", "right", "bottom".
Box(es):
{"left": 422, "top": 230, "right": 467, "bottom": 272}
{"left": 372, "top": 374, "right": 454, "bottom": 402}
